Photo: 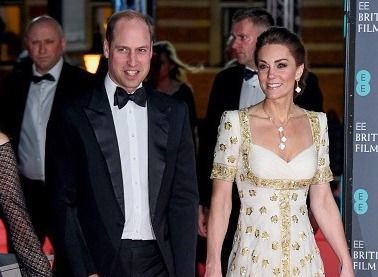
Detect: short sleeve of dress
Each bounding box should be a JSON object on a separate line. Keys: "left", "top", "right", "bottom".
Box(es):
{"left": 210, "top": 110, "right": 241, "bottom": 182}
{"left": 313, "top": 112, "right": 334, "bottom": 184}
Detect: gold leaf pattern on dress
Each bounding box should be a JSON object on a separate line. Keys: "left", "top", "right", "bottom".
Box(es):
{"left": 245, "top": 207, "right": 253, "bottom": 215}
{"left": 261, "top": 231, "right": 270, "bottom": 240}
{"left": 262, "top": 259, "right": 269, "bottom": 268}
{"left": 240, "top": 266, "right": 246, "bottom": 276}
{"left": 259, "top": 206, "right": 267, "bottom": 214}
{"left": 211, "top": 163, "right": 237, "bottom": 182}
{"left": 313, "top": 167, "right": 333, "bottom": 184}
{"left": 271, "top": 215, "right": 278, "bottom": 223}
{"left": 219, "top": 144, "right": 226, "bottom": 151}
{"left": 224, "top": 121, "right": 232, "bottom": 130}
{"left": 300, "top": 232, "right": 307, "bottom": 240}
{"left": 241, "top": 247, "right": 249, "bottom": 256}
{"left": 291, "top": 193, "right": 298, "bottom": 201}
{"left": 279, "top": 191, "right": 291, "bottom": 277}
{"left": 272, "top": 242, "right": 279, "bottom": 250}
{"left": 239, "top": 190, "right": 244, "bottom": 198}
{"left": 251, "top": 250, "right": 258, "bottom": 263}
{"left": 292, "top": 241, "right": 300, "bottom": 250}
{"left": 230, "top": 136, "right": 238, "bottom": 144}
{"left": 293, "top": 267, "right": 300, "bottom": 276}
{"left": 318, "top": 158, "right": 325, "bottom": 166}
{"left": 249, "top": 189, "right": 256, "bottom": 197}
{"left": 240, "top": 174, "right": 245, "bottom": 181}
{"left": 273, "top": 268, "right": 280, "bottom": 275}
{"left": 270, "top": 193, "right": 278, "bottom": 201}
{"left": 246, "top": 226, "right": 253, "bottom": 234}
{"left": 255, "top": 228, "right": 260, "bottom": 238}
{"left": 292, "top": 215, "right": 299, "bottom": 223}
{"left": 299, "top": 205, "right": 307, "bottom": 215}
{"left": 227, "top": 155, "right": 236, "bottom": 163}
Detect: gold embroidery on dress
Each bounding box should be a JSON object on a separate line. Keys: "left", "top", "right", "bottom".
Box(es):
{"left": 241, "top": 247, "right": 249, "bottom": 256}
{"left": 261, "top": 231, "right": 270, "bottom": 240}
{"left": 230, "top": 136, "right": 238, "bottom": 144}
{"left": 246, "top": 226, "right": 253, "bottom": 234}
{"left": 262, "top": 259, "right": 269, "bottom": 268}
{"left": 211, "top": 163, "right": 236, "bottom": 181}
{"left": 225, "top": 121, "right": 232, "bottom": 130}
{"left": 227, "top": 155, "right": 236, "bottom": 163}
{"left": 279, "top": 191, "right": 291, "bottom": 277}
{"left": 259, "top": 206, "right": 267, "bottom": 214}
{"left": 219, "top": 144, "right": 226, "bottom": 151}
{"left": 271, "top": 215, "right": 278, "bottom": 223}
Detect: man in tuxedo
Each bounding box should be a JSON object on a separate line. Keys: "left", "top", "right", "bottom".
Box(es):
{"left": 0, "top": 15, "right": 93, "bottom": 248}
{"left": 46, "top": 10, "right": 198, "bottom": 277}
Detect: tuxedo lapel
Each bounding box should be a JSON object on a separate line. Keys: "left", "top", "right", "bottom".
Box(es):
{"left": 147, "top": 89, "right": 169, "bottom": 219}
{"left": 84, "top": 86, "right": 125, "bottom": 216}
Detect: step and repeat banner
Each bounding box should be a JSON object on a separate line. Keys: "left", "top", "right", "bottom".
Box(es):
{"left": 345, "top": 0, "right": 378, "bottom": 275}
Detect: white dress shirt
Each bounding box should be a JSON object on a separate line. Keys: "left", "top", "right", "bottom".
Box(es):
{"left": 105, "top": 74, "right": 155, "bottom": 240}
{"left": 239, "top": 67, "right": 265, "bottom": 109}
{"left": 18, "top": 58, "right": 63, "bottom": 181}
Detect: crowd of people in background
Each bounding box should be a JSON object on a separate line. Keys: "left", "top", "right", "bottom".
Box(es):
{"left": 0, "top": 6, "right": 351, "bottom": 277}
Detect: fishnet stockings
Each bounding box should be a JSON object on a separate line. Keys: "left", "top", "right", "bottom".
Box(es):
{"left": 0, "top": 142, "right": 52, "bottom": 276}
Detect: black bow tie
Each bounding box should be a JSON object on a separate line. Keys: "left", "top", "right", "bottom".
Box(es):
{"left": 243, "top": 68, "right": 257, "bottom": 81}
{"left": 114, "top": 86, "right": 147, "bottom": 109}
{"left": 31, "top": 73, "right": 55, "bottom": 83}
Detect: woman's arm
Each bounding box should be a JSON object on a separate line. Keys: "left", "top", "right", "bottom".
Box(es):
{"left": 309, "top": 183, "right": 354, "bottom": 276}
{"left": 0, "top": 138, "right": 52, "bottom": 276}
{"left": 0, "top": 132, "right": 9, "bottom": 145}
{"left": 205, "top": 179, "right": 233, "bottom": 277}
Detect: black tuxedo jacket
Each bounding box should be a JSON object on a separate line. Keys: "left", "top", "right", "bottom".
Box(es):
{"left": 0, "top": 59, "right": 93, "bottom": 151}
{"left": 45, "top": 84, "right": 198, "bottom": 277}
{"left": 197, "top": 64, "right": 244, "bottom": 207}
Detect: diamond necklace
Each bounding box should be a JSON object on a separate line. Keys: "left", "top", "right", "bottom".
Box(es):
{"left": 263, "top": 106, "right": 294, "bottom": 151}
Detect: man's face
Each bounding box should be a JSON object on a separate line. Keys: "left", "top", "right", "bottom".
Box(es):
{"left": 103, "top": 18, "right": 152, "bottom": 93}
{"left": 230, "top": 18, "right": 265, "bottom": 69}
{"left": 25, "top": 21, "right": 65, "bottom": 74}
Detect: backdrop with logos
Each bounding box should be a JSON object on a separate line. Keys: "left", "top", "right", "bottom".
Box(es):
{"left": 345, "top": 0, "right": 378, "bottom": 275}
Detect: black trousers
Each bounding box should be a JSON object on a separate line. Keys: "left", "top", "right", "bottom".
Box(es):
{"left": 19, "top": 176, "right": 53, "bottom": 244}
{"left": 111, "top": 240, "right": 169, "bottom": 277}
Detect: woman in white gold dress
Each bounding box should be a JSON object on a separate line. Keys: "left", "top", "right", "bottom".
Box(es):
{"left": 205, "top": 27, "right": 354, "bottom": 277}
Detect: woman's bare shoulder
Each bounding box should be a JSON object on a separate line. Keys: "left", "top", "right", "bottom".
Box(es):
{"left": 0, "top": 132, "right": 10, "bottom": 145}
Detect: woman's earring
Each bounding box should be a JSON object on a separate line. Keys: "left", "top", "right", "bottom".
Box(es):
{"left": 295, "top": 80, "right": 302, "bottom": 94}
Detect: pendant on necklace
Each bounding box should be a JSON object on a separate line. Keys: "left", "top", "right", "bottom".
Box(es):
{"left": 278, "top": 127, "right": 287, "bottom": 150}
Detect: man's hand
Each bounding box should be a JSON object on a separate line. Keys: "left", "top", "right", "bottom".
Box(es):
{"left": 198, "top": 204, "right": 209, "bottom": 237}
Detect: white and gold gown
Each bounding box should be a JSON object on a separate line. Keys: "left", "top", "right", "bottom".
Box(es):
{"left": 211, "top": 108, "right": 333, "bottom": 277}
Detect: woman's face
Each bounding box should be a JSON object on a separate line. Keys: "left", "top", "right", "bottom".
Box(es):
{"left": 256, "top": 43, "right": 303, "bottom": 100}
{"left": 157, "top": 52, "right": 172, "bottom": 80}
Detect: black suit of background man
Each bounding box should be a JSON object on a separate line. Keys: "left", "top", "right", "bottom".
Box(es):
{"left": 0, "top": 15, "right": 93, "bottom": 274}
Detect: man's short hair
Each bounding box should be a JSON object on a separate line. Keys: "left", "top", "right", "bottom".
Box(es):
{"left": 105, "top": 9, "right": 154, "bottom": 45}
{"left": 232, "top": 8, "right": 275, "bottom": 28}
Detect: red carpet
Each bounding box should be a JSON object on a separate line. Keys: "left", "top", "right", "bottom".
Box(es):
{"left": 1, "top": 219, "right": 338, "bottom": 275}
